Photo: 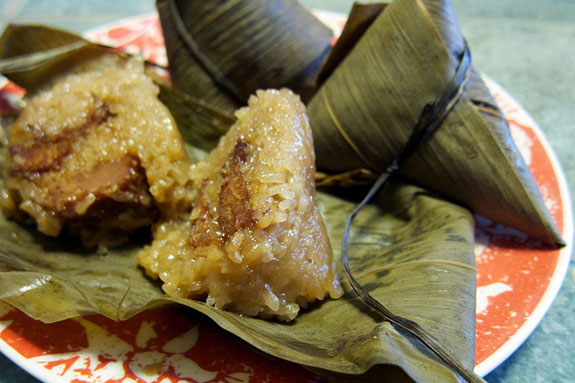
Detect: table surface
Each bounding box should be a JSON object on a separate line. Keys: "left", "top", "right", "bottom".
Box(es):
{"left": 0, "top": 0, "right": 573, "bottom": 382}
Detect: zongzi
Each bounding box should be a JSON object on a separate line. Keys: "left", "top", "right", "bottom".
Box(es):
{"left": 307, "top": 0, "right": 563, "bottom": 247}
{"left": 157, "top": 0, "right": 334, "bottom": 111}
{"left": 139, "top": 89, "right": 343, "bottom": 320}
{"left": 1, "top": 55, "right": 194, "bottom": 246}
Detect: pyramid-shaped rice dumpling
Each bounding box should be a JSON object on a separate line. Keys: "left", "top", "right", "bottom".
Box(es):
{"left": 139, "top": 89, "right": 343, "bottom": 320}
{"left": 156, "top": 0, "right": 333, "bottom": 112}
{"left": 308, "top": 0, "right": 563, "bottom": 246}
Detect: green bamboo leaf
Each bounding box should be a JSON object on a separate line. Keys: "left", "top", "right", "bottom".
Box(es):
{"left": 157, "top": 0, "right": 334, "bottom": 112}
{"left": 308, "top": 0, "right": 563, "bottom": 247}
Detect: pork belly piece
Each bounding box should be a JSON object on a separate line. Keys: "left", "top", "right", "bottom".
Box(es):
{"left": 139, "top": 89, "right": 343, "bottom": 320}
{"left": 1, "top": 56, "right": 194, "bottom": 246}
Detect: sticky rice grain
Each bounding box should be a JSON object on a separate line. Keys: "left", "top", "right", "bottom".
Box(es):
{"left": 139, "top": 89, "right": 342, "bottom": 320}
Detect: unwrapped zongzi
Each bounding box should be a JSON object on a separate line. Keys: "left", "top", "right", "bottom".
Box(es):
{"left": 139, "top": 89, "right": 343, "bottom": 320}
{"left": 1, "top": 55, "right": 194, "bottom": 246}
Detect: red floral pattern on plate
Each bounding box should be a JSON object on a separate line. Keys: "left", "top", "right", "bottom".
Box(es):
{"left": 0, "top": 13, "right": 572, "bottom": 382}
{"left": 0, "top": 303, "right": 326, "bottom": 383}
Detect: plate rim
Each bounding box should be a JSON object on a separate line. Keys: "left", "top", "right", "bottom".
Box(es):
{"left": 0, "top": 310, "right": 54, "bottom": 383}
{"left": 473, "top": 76, "right": 574, "bottom": 377}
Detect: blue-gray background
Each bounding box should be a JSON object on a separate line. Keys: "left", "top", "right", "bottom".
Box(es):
{"left": 0, "top": 0, "right": 573, "bottom": 382}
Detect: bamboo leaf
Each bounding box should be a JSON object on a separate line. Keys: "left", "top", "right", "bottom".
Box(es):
{"left": 0, "top": 24, "right": 118, "bottom": 91}
{"left": 316, "top": 2, "right": 389, "bottom": 87}
{"left": 0, "top": 14, "right": 479, "bottom": 382}
{"left": 335, "top": 43, "right": 483, "bottom": 380}
{"left": 0, "top": 24, "right": 234, "bottom": 154}
{"left": 174, "top": 185, "right": 477, "bottom": 382}
{"left": 316, "top": 168, "right": 377, "bottom": 188}
{"left": 151, "top": 73, "right": 235, "bottom": 152}
{"left": 157, "top": 0, "right": 334, "bottom": 112}
{"left": 0, "top": 149, "right": 477, "bottom": 382}
{"left": 308, "top": 0, "right": 563, "bottom": 246}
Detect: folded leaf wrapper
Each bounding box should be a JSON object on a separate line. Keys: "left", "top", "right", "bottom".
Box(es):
{"left": 157, "top": 0, "right": 333, "bottom": 112}
{"left": 0, "top": 166, "right": 477, "bottom": 382}
{"left": 0, "top": 24, "right": 117, "bottom": 91}
{"left": 308, "top": 0, "right": 563, "bottom": 247}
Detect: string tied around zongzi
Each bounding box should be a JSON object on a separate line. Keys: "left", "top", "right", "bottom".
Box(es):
{"left": 342, "top": 42, "right": 487, "bottom": 383}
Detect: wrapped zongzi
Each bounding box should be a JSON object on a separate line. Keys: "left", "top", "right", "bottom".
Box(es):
{"left": 157, "top": 0, "right": 334, "bottom": 111}
{"left": 308, "top": 0, "right": 563, "bottom": 247}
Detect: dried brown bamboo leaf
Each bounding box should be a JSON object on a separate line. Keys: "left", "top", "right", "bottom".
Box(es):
{"left": 308, "top": 0, "right": 563, "bottom": 246}
{"left": 316, "top": 168, "right": 377, "bottom": 188}
{"left": 157, "top": 0, "right": 334, "bottom": 112}
{"left": 0, "top": 24, "right": 119, "bottom": 91}
{"left": 316, "top": 2, "right": 390, "bottom": 87}
{"left": 151, "top": 73, "right": 235, "bottom": 152}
